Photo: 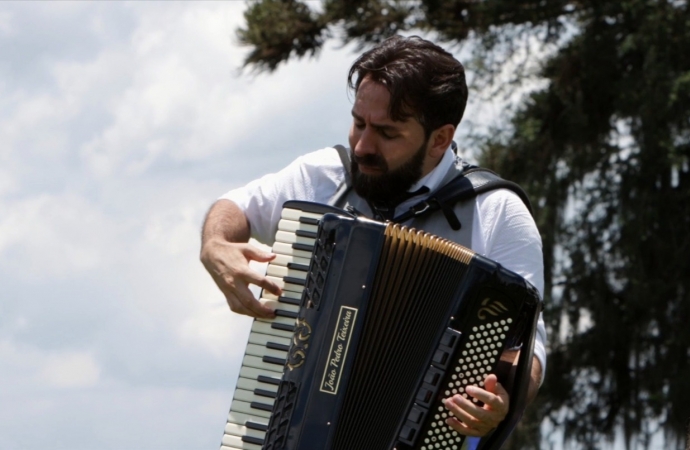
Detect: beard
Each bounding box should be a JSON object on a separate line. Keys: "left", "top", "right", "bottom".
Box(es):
{"left": 350, "top": 140, "right": 427, "bottom": 204}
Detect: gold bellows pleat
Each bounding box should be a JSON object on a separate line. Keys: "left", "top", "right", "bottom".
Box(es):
{"left": 331, "top": 223, "right": 475, "bottom": 450}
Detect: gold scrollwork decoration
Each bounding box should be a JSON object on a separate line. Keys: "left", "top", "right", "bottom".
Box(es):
{"left": 477, "top": 297, "right": 509, "bottom": 320}
{"left": 287, "top": 318, "right": 313, "bottom": 371}
{"left": 287, "top": 349, "right": 306, "bottom": 371}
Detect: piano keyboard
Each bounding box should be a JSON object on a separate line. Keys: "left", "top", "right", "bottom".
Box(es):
{"left": 220, "top": 204, "right": 330, "bottom": 450}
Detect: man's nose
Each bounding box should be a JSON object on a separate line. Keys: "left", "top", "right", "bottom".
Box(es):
{"left": 353, "top": 128, "right": 376, "bottom": 156}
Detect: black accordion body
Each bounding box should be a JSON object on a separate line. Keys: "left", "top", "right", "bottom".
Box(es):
{"left": 220, "top": 201, "right": 542, "bottom": 450}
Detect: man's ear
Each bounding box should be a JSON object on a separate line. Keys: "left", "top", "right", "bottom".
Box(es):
{"left": 428, "top": 124, "right": 456, "bottom": 158}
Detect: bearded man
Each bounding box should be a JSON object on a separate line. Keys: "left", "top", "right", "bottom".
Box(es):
{"left": 201, "top": 35, "right": 546, "bottom": 441}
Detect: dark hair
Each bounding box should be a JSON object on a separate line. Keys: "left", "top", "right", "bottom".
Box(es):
{"left": 348, "top": 35, "right": 468, "bottom": 138}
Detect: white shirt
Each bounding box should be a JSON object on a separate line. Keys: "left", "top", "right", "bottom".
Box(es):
{"left": 222, "top": 146, "right": 547, "bottom": 381}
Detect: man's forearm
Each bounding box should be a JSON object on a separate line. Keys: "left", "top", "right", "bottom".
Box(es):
{"left": 527, "top": 356, "right": 542, "bottom": 403}
{"left": 499, "top": 350, "right": 542, "bottom": 404}
{"left": 201, "top": 199, "right": 251, "bottom": 245}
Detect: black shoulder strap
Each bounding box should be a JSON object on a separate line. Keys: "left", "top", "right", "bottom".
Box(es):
{"left": 331, "top": 144, "right": 533, "bottom": 229}
{"left": 333, "top": 144, "right": 351, "bottom": 181}
{"left": 393, "top": 167, "right": 534, "bottom": 229}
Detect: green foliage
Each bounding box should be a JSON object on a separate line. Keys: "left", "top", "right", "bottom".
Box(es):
{"left": 238, "top": 0, "right": 690, "bottom": 448}
{"left": 238, "top": 0, "right": 326, "bottom": 71}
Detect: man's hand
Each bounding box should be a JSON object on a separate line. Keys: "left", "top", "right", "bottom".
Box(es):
{"left": 200, "top": 237, "right": 282, "bottom": 318}
{"left": 442, "top": 374, "right": 509, "bottom": 437}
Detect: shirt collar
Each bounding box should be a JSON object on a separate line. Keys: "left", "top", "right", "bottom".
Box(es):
{"left": 408, "top": 146, "right": 456, "bottom": 194}
{"left": 394, "top": 146, "right": 457, "bottom": 215}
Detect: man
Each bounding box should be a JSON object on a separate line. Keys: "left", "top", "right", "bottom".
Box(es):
{"left": 201, "top": 35, "right": 546, "bottom": 440}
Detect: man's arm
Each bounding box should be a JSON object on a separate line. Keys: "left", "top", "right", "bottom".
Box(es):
{"left": 526, "top": 355, "right": 542, "bottom": 404}
{"left": 200, "top": 199, "right": 281, "bottom": 318}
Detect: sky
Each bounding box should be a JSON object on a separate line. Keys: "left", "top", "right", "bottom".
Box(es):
{"left": 0, "top": 2, "right": 513, "bottom": 450}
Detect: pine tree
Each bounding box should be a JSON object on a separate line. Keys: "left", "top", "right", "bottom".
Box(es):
{"left": 238, "top": 1, "right": 690, "bottom": 448}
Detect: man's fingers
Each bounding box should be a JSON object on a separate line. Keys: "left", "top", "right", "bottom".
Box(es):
{"left": 447, "top": 393, "right": 495, "bottom": 423}
{"left": 465, "top": 385, "right": 507, "bottom": 412}
{"left": 222, "top": 281, "right": 275, "bottom": 318}
{"left": 242, "top": 245, "right": 277, "bottom": 263}
{"left": 202, "top": 239, "right": 282, "bottom": 317}
{"left": 443, "top": 397, "right": 493, "bottom": 436}
{"left": 467, "top": 375, "right": 509, "bottom": 412}
{"left": 443, "top": 396, "right": 479, "bottom": 424}
{"left": 240, "top": 267, "right": 283, "bottom": 297}
{"left": 444, "top": 417, "right": 485, "bottom": 437}
{"left": 443, "top": 375, "right": 510, "bottom": 437}
{"left": 483, "top": 373, "right": 498, "bottom": 392}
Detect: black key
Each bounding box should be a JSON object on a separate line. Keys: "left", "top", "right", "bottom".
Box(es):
{"left": 292, "top": 243, "right": 315, "bottom": 252}
{"left": 258, "top": 375, "right": 281, "bottom": 386}
{"left": 266, "top": 342, "right": 290, "bottom": 352}
{"left": 278, "top": 295, "right": 300, "bottom": 306}
{"left": 250, "top": 401, "right": 274, "bottom": 412}
{"left": 299, "top": 217, "right": 319, "bottom": 225}
{"left": 272, "top": 323, "right": 295, "bottom": 332}
{"left": 242, "top": 435, "right": 265, "bottom": 445}
{"left": 296, "top": 230, "right": 318, "bottom": 239}
{"left": 254, "top": 388, "right": 277, "bottom": 399}
{"left": 275, "top": 309, "right": 298, "bottom": 319}
{"left": 262, "top": 356, "right": 287, "bottom": 366}
{"left": 287, "top": 262, "right": 310, "bottom": 272}
{"left": 284, "top": 276, "right": 305, "bottom": 286}
{"left": 246, "top": 421, "right": 268, "bottom": 432}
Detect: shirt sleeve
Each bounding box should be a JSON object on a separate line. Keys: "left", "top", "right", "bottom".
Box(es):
{"left": 220, "top": 147, "right": 345, "bottom": 245}
{"left": 473, "top": 189, "right": 548, "bottom": 384}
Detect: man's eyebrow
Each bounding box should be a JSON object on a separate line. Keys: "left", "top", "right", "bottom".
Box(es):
{"left": 351, "top": 110, "right": 402, "bottom": 132}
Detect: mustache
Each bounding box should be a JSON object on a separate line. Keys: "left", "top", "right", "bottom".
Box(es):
{"left": 353, "top": 153, "right": 387, "bottom": 171}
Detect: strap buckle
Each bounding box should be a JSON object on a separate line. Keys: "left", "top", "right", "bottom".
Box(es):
{"left": 411, "top": 200, "right": 432, "bottom": 217}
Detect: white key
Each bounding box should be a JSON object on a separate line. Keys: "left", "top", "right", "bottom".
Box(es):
{"left": 245, "top": 343, "right": 288, "bottom": 360}
{"left": 255, "top": 314, "right": 296, "bottom": 327}
{"left": 233, "top": 388, "right": 276, "bottom": 407}
{"left": 236, "top": 377, "right": 279, "bottom": 395}
{"left": 238, "top": 366, "right": 282, "bottom": 384}
{"left": 278, "top": 219, "right": 319, "bottom": 234}
{"left": 262, "top": 289, "right": 301, "bottom": 301}
{"left": 251, "top": 321, "right": 294, "bottom": 339}
{"left": 220, "top": 445, "right": 261, "bottom": 450}
{"left": 275, "top": 230, "right": 315, "bottom": 246}
{"left": 266, "top": 264, "right": 307, "bottom": 281}
{"left": 265, "top": 276, "right": 303, "bottom": 293}
{"left": 224, "top": 421, "right": 266, "bottom": 440}
{"left": 241, "top": 354, "right": 286, "bottom": 373}
{"left": 271, "top": 253, "right": 311, "bottom": 267}
{"left": 221, "top": 434, "right": 263, "bottom": 450}
{"left": 231, "top": 400, "right": 273, "bottom": 419}
{"left": 226, "top": 410, "right": 270, "bottom": 428}
{"left": 272, "top": 242, "right": 313, "bottom": 259}
{"left": 259, "top": 297, "right": 300, "bottom": 314}
{"left": 281, "top": 208, "right": 324, "bottom": 222}
{"left": 247, "top": 331, "right": 291, "bottom": 348}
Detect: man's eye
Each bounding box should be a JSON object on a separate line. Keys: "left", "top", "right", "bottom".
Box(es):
{"left": 380, "top": 131, "right": 396, "bottom": 139}
{"left": 354, "top": 122, "right": 365, "bottom": 129}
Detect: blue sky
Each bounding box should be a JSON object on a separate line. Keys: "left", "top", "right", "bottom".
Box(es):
{"left": 0, "top": 2, "right": 508, "bottom": 449}
{"left": 0, "top": 2, "right": 356, "bottom": 448}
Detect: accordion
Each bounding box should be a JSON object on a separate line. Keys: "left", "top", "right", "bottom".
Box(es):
{"left": 221, "top": 201, "right": 542, "bottom": 450}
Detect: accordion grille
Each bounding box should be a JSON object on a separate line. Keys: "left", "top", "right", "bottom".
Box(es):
{"left": 331, "top": 223, "right": 474, "bottom": 449}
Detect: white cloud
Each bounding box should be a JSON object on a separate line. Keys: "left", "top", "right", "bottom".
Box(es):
{"left": 39, "top": 351, "right": 101, "bottom": 388}
{"left": 0, "top": 2, "right": 365, "bottom": 449}
{"left": 0, "top": 193, "right": 116, "bottom": 279}
{"left": 0, "top": 10, "right": 12, "bottom": 36}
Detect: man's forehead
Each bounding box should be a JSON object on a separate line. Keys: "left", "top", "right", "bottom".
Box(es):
{"left": 353, "top": 77, "right": 418, "bottom": 125}
{"left": 352, "top": 96, "right": 412, "bottom": 126}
